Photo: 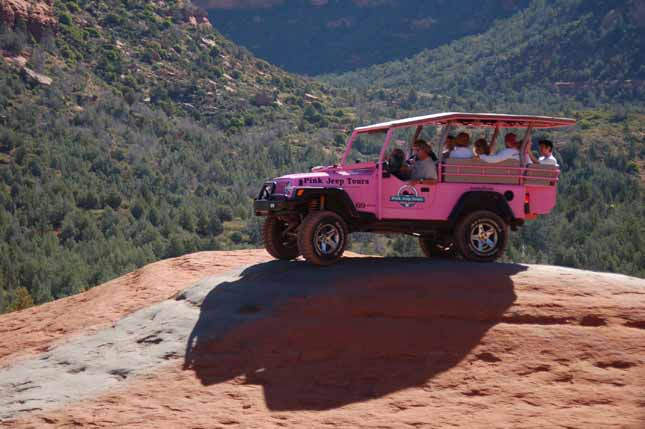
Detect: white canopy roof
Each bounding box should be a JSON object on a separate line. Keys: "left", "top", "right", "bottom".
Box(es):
{"left": 355, "top": 112, "right": 576, "bottom": 133}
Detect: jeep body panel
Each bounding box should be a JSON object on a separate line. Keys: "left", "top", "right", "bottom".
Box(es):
{"left": 256, "top": 168, "right": 526, "bottom": 223}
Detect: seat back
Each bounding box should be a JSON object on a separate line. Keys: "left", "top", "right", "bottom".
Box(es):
{"left": 525, "top": 164, "right": 559, "bottom": 186}
{"left": 442, "top": 158, "right": 520, "bottom": 185}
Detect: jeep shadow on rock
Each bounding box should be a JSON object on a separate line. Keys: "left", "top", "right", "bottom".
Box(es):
{"left": 254, "top": 112, "right": 575, "bottom": 266}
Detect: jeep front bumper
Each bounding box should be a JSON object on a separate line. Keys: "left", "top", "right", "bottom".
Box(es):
{"left": 254, "top": 198, "right": 299, "bottom": 216}
{"left": 254, "top": 181, "right": 298, "bottom": 216}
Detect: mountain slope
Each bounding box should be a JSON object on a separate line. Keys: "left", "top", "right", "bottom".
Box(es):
{"left": 1, "top": 255, "right": 644, "bottom": 427}
{"left": 201, "top": 0, "right": 530, "bottom": 75}
{"left": 324, "top": 0, "right": 645, "bottom": 103}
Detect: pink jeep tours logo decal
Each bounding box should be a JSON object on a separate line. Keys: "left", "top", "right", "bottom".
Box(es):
{"left": 390, "top": 185, "right": 425, "bottom": 208}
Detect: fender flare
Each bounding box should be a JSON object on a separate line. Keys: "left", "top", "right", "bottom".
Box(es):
{"left": 449, "top": 191, "right": 516, "bottom": 224}
{"left": 294, "top": 188, "right": 359, "bottom": 220}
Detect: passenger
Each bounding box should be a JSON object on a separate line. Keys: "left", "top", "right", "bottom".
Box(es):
{"left": 448, "top": 132, "right": 473, "bottom": 159}
{"left": 528, "top": 139, "right": 559, "bottom": 167}
{"left": 479, "top": 132, "right": 520, "bottom": 163}
{"left": 441, "top": 134, "right": 456, "bottom": 159}
{"left": 386, "top": 148, "right": 410, "bottom": 180}
{"left": 409, "top": 139, "right": 437, "bottom": 185}
{"left": 473, "top": 138, "right": 490, "bottom": 156}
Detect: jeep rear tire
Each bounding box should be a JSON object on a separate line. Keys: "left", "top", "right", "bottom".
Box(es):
{"left": 455, "top": 210, "right": 508, "bottom": 262}
{"left": 298, "top": 211, "right": 348, "bottom": 266}
{"left": 263, "top": 216, "right": 300, "bottom": 260}
{"left": 419, "top": 236, "right": 457, "bottom": 259}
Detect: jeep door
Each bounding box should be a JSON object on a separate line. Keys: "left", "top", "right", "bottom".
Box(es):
{"left": 381, "top": 175, "right": 437, "bottom": 219}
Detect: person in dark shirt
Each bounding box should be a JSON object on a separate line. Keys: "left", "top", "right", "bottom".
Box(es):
{"left": 441, "top": 134, "right": 456, "bottom": 160}
{"left": 386, "top": 148, "right": 410, "bottom": 180}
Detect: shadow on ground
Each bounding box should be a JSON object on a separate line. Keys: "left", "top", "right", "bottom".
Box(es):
{"left": 183, "top": 257, "right": 525, "bottom": 411}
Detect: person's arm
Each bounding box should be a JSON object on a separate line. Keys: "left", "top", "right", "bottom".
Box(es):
{"left": 521, "top": 125, "right": 533, "bottom": 145}
{"left": 527, "top": 145, "right": 539, "bottom": 164}
{"left": 488, "top": 124, "right": 500, "bottom": 153}
{"left": 479, "top": 149, "right": 514, "bottom": 163}
{"left": 521, "top": 125, "right": 533, "bottom": 164}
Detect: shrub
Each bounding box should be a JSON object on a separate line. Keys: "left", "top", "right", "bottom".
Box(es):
{"left": 216, "top": 206, "right": 233, "bottom": 222}
{"left": 59, "top": 13, "right": 73, "bottom": 26}
{"left": 229, "top": 231, "right": 242, "bottom": 244}
{"left": 0, "top": 30, "right": 27, "bottom": 55}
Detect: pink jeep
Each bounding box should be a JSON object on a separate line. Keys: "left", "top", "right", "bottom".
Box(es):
{"left": 254, "top": 112, "right": 576, "bottom": 266}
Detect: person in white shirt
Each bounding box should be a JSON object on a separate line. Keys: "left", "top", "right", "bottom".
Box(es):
{"left": 528, "top": 139, "right": 559, "bottom": 167}
{"left": 478, "top": 132, "right": 520, "bottom": 163}
{"left": 448, "top": 132, "right": 473, "bottom": 159}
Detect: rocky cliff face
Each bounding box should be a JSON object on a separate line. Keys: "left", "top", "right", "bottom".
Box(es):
{"left": 0, "top": 251, "right": 643, "bottom": 428}
{"left": 0, "top": 0, "right": 57, "bottom": 38}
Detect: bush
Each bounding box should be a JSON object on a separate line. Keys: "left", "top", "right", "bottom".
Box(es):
{"left": 216, "top": 206, "right": 234, "bottom": 222}
{"left": 104, "top": 192, "right": 122, "bottom": 209}
{"left": 9, "top": 287, "right": 33, "bottom": 312}
{"left": 0, "top": 30, "right": 27, "bottom": 55}
{"left": 59, "top": 13, "right": 73, "bottom": 26}
{"left": 229, "top": 231, "right": 242, "bottom": 244}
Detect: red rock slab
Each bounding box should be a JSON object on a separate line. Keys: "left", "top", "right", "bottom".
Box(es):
{"left": 7, "top": 262, "right": 645, "bottom": 428}
{"left": 0, "top": 250, "right": 367, "bottom": 367}
{"left": 0, "top": 250, "right": 272, "bottom": 367}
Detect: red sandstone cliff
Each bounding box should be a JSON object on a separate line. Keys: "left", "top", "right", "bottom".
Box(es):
{"left": 0, "top": 0, "right": 56, "bottom": 38}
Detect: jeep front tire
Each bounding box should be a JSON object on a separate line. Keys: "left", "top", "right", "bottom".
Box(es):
{"left": 263, "top": 216, "right": 300, "bottom": 260}
{"left": 455, "top": 210, "right": 508, "bottom": 262}
{"left": 298, "top": 211, "right": 348, "bottom": 266}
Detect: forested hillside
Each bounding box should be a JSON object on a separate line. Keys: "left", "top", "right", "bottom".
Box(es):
{"left": 324, "top": 0, "right": 645, "bottom": 104}
{"left": 202, "top": 0, "right": 530, "bottom": 75}
{"left": 0, "top": 0, "right": 352, "bottom": 313}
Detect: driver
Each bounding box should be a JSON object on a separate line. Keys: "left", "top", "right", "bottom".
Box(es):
{"left": 386, "top": 148, "right": 410, "bottom": 180}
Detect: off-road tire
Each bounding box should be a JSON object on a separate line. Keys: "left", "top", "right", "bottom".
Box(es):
{"left": 455, "top": 210, "right": 508, "bottom": 262}
{"left": 262, "top": 216, "right": 300, "bottom": 260}
{"left": 297, "top": 211, "right": 348, "bottom": 266}
{"left": 419, "top": 236, "right": 458, "bottom": 259}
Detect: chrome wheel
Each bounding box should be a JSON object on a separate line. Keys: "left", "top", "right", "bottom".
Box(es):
{"left": 469, "top": 220, "right": 499, "bottom": 256}
{"left": 455, "top": 210, "right": 508, "bottom": 262}
{"left": 298, "top": 211, "right": 348, "bottom": 266}
{"left": 314, "top": 223, "right": 341, "bottom": 255}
